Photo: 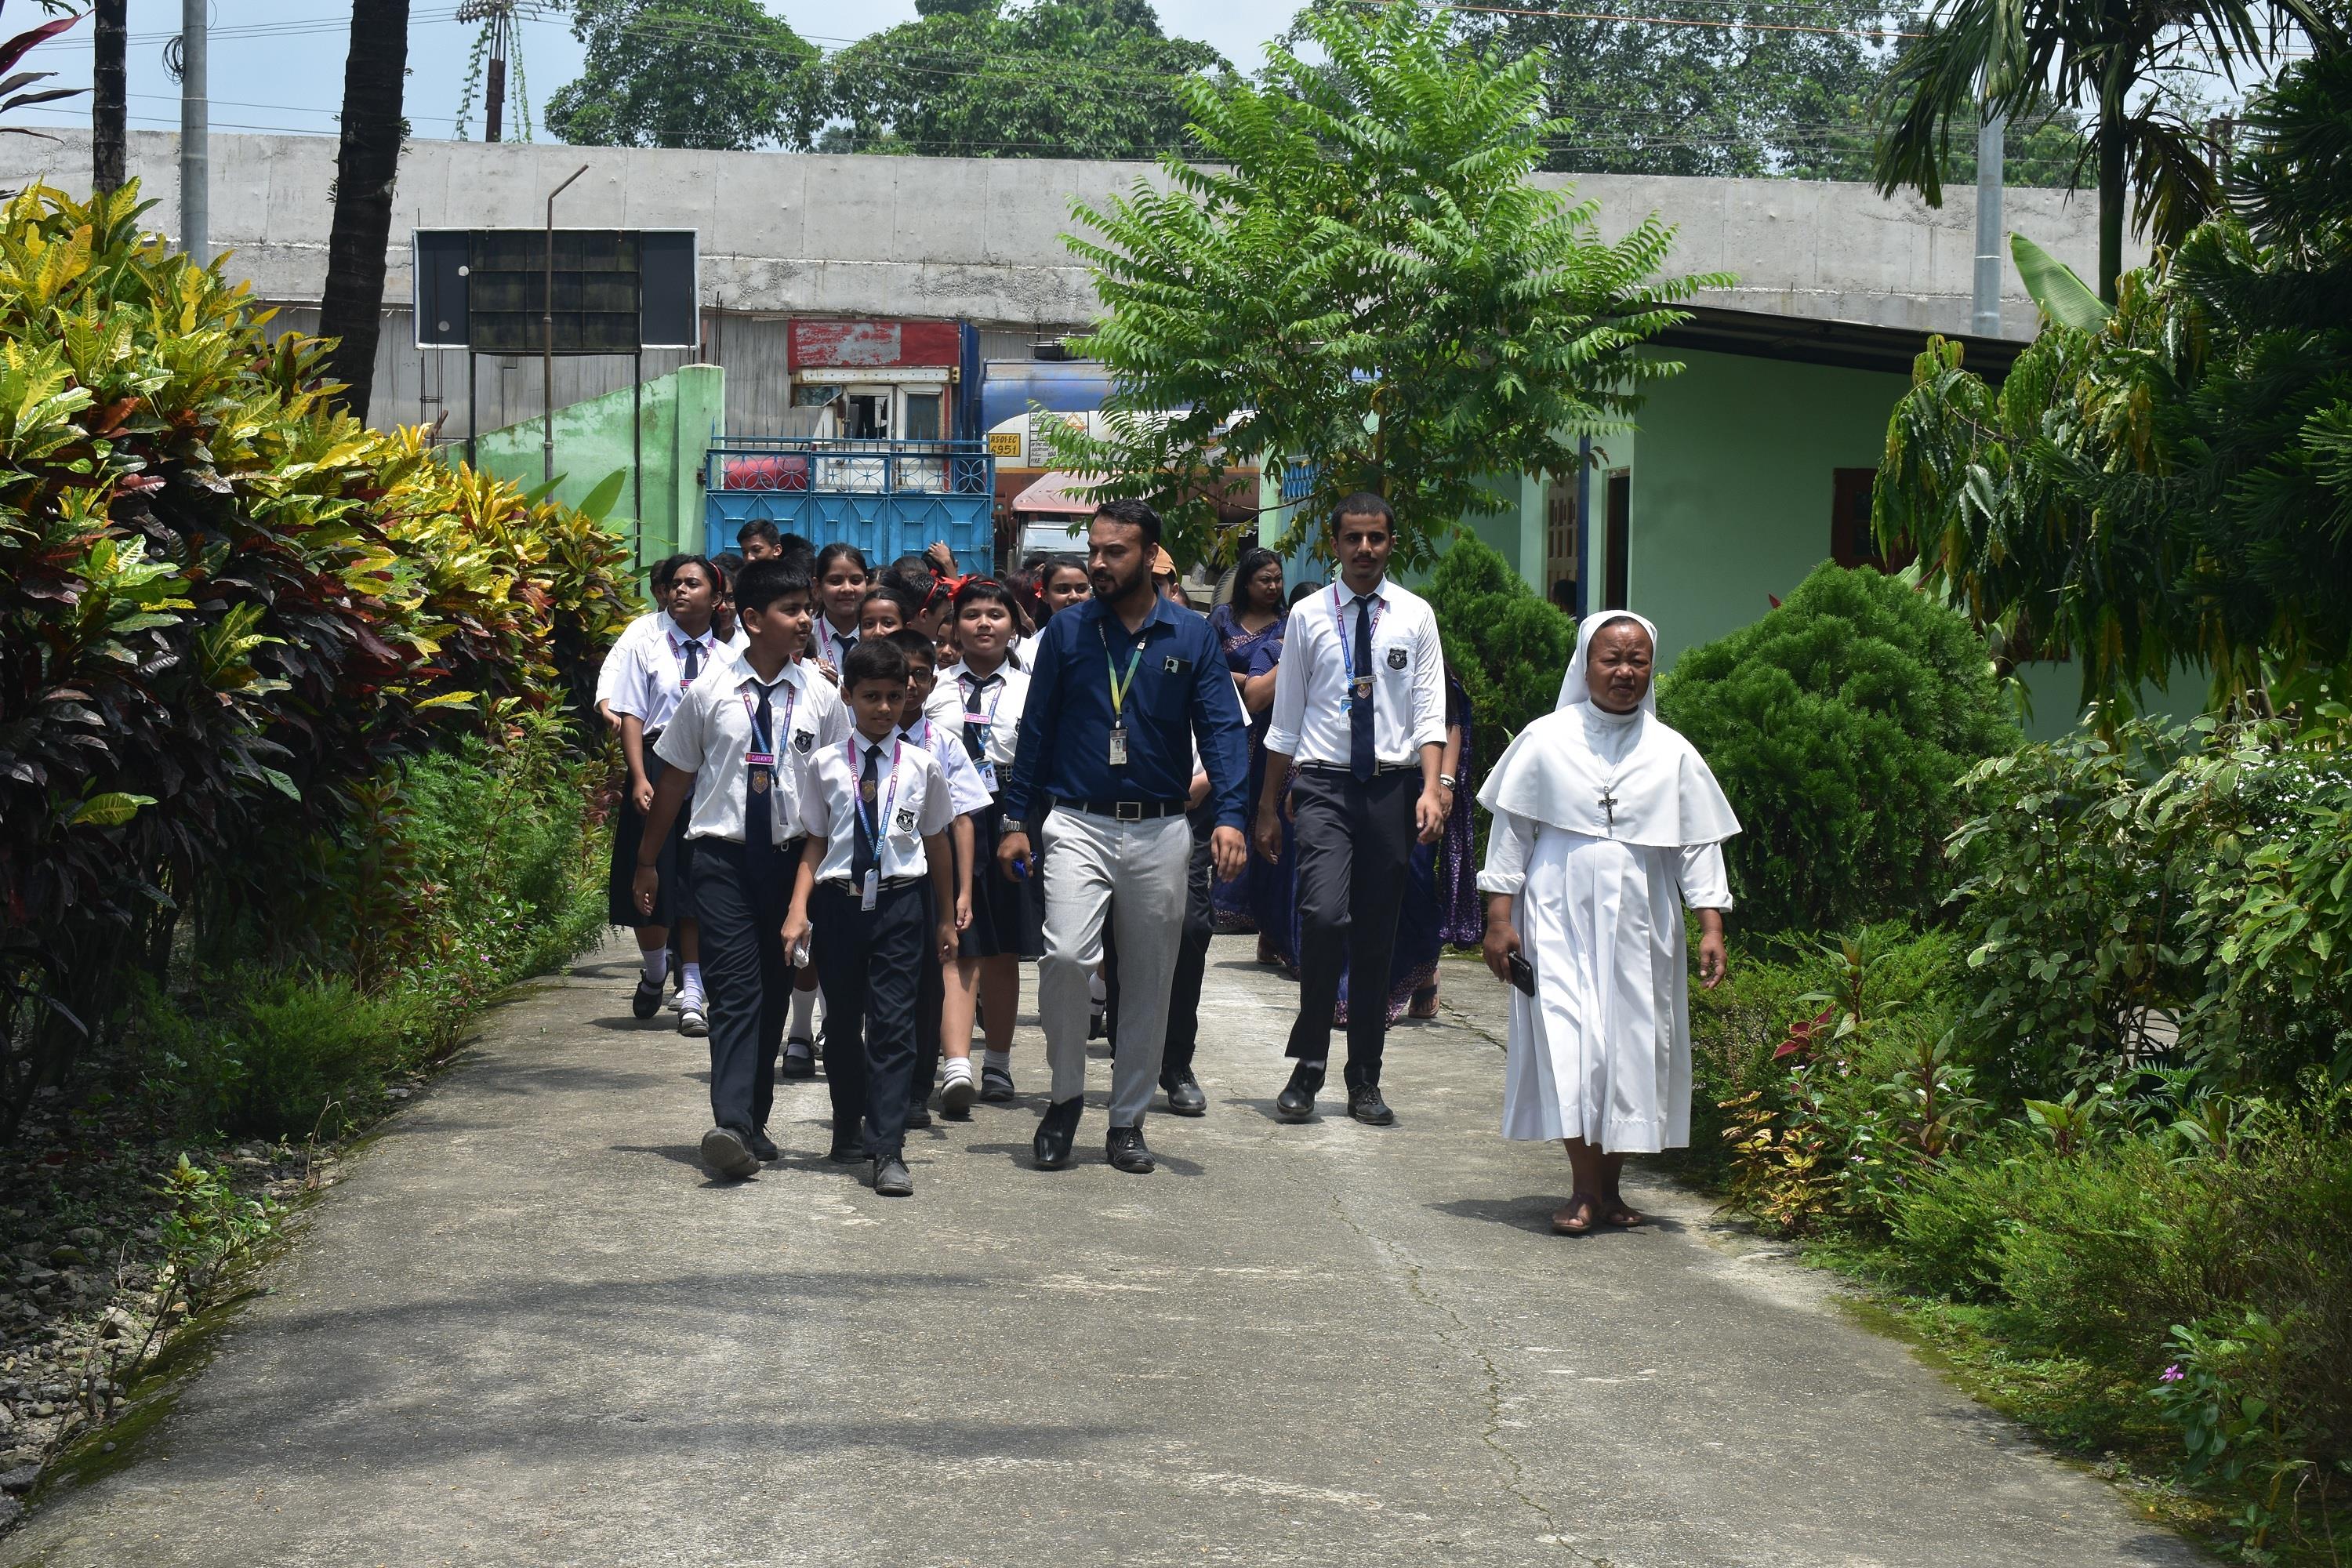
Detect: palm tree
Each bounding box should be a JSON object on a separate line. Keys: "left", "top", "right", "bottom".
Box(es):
{"left": 318, "top": 0, "right": 411, "bottom": 422}
{"left": 92, "top": 0, "right": 123, "bottom": 192}
{"left": 1871, "top": 0, "right": 2336, "bottom": 303}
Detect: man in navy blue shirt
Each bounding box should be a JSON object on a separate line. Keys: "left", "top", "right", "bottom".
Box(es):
{"left": 997, "top": 499, "right": 1248, "bottom": 1174}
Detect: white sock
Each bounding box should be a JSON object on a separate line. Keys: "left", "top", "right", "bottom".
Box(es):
{"left": 983, "top": 1048, "right": 1011, "bottom": 1073}
{"left": 1087, "top": 971, "right": 1106, "bottom": 1006}
{"left": 680, "top": 962, "right": 704, "bottom": 1004}
{"left": 942, "top": 1057, "right": 973, "bottom": 1084}
{"left": 640, "top": 947, "right": 667, "bottom": 985}
{"left": 789, "top": 985, "right": 818, "bottom": 1040}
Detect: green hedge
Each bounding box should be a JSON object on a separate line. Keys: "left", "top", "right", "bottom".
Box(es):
{"left": 1657, "top": 562, "right": 2015, "bottom": 934}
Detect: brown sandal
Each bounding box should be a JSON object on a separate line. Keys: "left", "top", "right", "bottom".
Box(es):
{"left": 1552, "top": 1194, "right": 1599, "bottom": 1236}
{"left": 1600, "top": 1198, "right": 1647, "bottom": 1228}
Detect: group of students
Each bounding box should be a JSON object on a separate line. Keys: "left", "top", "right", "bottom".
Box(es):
{"left": 593, "top": 495, "right": 1744, "bottom": 1229}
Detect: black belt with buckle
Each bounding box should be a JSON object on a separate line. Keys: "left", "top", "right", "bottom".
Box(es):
{"left": 1299, "top": 760, "right": 1419, "bottom": 777}
{"left": 818, "top": 874, "right": 923, "bottom": 892}
{"left": 1066, "top": 799, "right": 1189, "bottom": 822}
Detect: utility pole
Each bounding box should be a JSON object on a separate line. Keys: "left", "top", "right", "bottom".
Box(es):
{"left": 179, "top": 0, "right": 207, "bottom": 263}
{"left": 456, "top": 0, "right": 519, "bottom": 141}
{"left": 543, "top": 163, "right": 589, "bottom": 483}
{"left": 1971, "top": 112, "right": 2005, "bottom": 336}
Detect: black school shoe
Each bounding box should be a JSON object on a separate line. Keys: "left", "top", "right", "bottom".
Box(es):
{"left": 827, "top": 1123, "right": 866, "bottom": 1163}
{"left": 779, "top": 1038, "right": 816, "bottom": 1079}
{"left": 700, "top": 1127, "right": 760, "bottom": 1181}
{"left": 1160, "top": 1069, "right": 1207, "bottom": 1117}
{"left": 746, "top": 1128, "right": 781, "bottom": 1163}
{"left": 1276, "top": 1062, "right": 1325, "bottom": 1122}
{"left": 631, "top": 977, "right": 663, "bottom": 1019}
{"left": 1033, "top": 1096, "right": 1083, "bottom": 1169}
{"left": 1348, "top": 1083, "right": 1395, "bottom": 1126}
{"left": 1105, "top": 1125, "right": 1156, "bottom": 1174}
{"left": 870, "top": 1156, "right": 913, "bottom": 1197}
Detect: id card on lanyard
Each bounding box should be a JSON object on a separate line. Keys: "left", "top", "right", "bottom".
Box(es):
{"left": 741, "top": 680, "right": 794, "bottom": 798}
{"left": 1333, "top": 586, "right": 1383, "bottom": 711}
{"left": 961, "top": 671, "right": 1006, "bottom": 791}
{"left": 851, "top": 737, "right": 902, "bottom": 911}
{"left": 1101, "top": 623, "right": 1144, "bottom": 766}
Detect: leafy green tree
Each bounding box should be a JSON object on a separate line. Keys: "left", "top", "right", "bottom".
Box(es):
{"left": 1872, "top": 45, "right": 2352, "bottom": 714}
{"left": 546, "top": 0, "right": 820, "bottom": 151}
{"left": 1657, "top": 563, "right": 2017, "bottom": 935}
{"left": 1871, "top": 0, "right": 2332, "bottom": 302}
{"left": 1056, "top": 0, "right": 1718, "bottom": 568}
{"left": 822, "top": 0, "right": 1226, "bottom": 158}
{"left": 1425, "top": 533, "right": 1577, "bottom": 750}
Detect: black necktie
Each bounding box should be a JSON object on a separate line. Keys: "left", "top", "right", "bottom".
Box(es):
{"left": 960, "top": 673, "right": 991, "bottom": 761}
{"left": 851, "top": 742, "right": 881, "bottom": 884}
{"left": 1350, "top": 594, "right": 1377, "bottom": 781}
{"left": 681, "top": 637, "right": 704, "bottom": 684}
{"left": 746, "top": 680, "right": 779, "bottom": 857}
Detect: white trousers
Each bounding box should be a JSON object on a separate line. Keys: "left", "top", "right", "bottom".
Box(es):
{"left": 1038, "top": 810, "right": 1192, "bottom": 1127}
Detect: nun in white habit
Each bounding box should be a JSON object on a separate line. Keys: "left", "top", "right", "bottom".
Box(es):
{"left": 1477, "top": 612, "right": 1740, "bottom": 1236}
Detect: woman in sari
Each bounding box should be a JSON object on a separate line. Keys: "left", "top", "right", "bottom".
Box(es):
{"left": 1207, "top": 549, "right": 1290, "bottom": 954}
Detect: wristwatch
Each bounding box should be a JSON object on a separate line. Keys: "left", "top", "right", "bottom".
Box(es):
{"left": 1000, "top": 818, "right": 1029, "bottom": 836}
{"left": 1437, "top": 774, "right": 1457, "bottom": 789}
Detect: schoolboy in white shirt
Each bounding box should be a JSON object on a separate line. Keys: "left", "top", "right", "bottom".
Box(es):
{"left": 782, "top": 639, "right": 959, "bottom": 1198}
{"left": 632, "top": 557, "right": 847, "bottom": 1181}
{"left": 886, "top": 629, "right": 984, "bottom": 1124}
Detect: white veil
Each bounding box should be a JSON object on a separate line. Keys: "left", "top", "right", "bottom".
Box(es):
{"left": 1483, "top": 608, "right": 1740, "bottom": 848}
{"left": 1555, "top": 610, "right": 1660, "bottom": 714}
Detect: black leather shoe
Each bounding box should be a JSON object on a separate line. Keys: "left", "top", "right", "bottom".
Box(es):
{"left": 631, "top": 977, "right": 662, "bottom": 1019}
{"left": 906, "top": 1104, "right": 934, "bottom": 1130}
{"left": 871, "top": 1156, "right": 913, "bottom": 1197}
{"left": 827, "top": 1123, "right": 865, "bottom": 1163}
{"left": 746, "top": 1128, "right": 781, "bottom": 1163}
{"left": 1033, "top": 1096, "right": 1083, "bottom": 1169}
{"left": 1105, "top": 1125, "right": 1156, "bottom": 1174}
{"left": 1348, "top": 1083, "right": 1395, "bottom": 1126}
{"left": 1276, "top": 1062, "right": 1325, "bottom": 1122}
{"left": 779, "top": 1040, "right": 816, "bottom": 1080}
{"left": 1161, "top": 1069, "right": 1207, "bottom": 1117}
{"left": 699, "top": 1126, "right": 760, "bottom": 1181}
{"left": 980, "top": 1063, "right": 1016, "bottom": 1102}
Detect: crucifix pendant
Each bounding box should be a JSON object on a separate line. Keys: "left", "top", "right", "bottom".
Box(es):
{"left": 1599, "top": 788, "right": 1619, "bottom": 829}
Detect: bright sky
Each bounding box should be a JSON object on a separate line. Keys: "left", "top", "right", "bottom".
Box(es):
{"left": 9, "top": 0, "right": 1290, "bottom": 144}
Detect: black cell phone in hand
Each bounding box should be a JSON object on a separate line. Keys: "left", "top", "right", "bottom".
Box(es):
{"left": 1506, "top": 949, "right": 1536, "bottom": 996}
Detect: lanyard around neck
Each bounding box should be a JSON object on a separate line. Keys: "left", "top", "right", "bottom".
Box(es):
{"left": 1332, "top": 584, "right": 1384, "bottom": 688}
{"left": 1099, "top": 619, "right": 1145, "bottom": 721}
{"left": 741, "top": 676, "right": 793, "bottom": 754}
{"left": 848, "top": 736, "right": 903, "bottom": 846}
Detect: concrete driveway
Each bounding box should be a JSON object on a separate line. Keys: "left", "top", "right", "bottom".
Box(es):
{"left": 2, "top": 935, "right": 2199, "bottom": 1568}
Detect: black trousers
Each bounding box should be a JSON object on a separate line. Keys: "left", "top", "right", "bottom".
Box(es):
{"left": 692, "top": 838, "right": 793, "bottom": 1137}
{"left": 1287, "top": 767, "right": 1418, "bottom": 1086}
{"left": 810, "top": 880, "right": 927, "bottom": 1160}
{"left": 1105, "top": 800, "right": 1216, "bottom": 1081}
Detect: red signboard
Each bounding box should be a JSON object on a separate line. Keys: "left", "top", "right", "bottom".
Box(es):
{"left": 789, "top": 319, "right": 960, "bottom": 370}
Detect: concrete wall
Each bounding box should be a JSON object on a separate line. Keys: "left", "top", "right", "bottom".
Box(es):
{"left": 473, "top": 364, "right": 725, "bottom": 568}
{"left": 0, "top": 132, "right": 2136, "bottom": 424}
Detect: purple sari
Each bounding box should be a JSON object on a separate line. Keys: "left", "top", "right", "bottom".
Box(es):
{"left": 1207, "top": 602, "right": 1287, "bottom": 935}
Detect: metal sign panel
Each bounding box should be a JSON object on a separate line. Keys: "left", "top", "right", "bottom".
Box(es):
{"left": 410, "top": 228, "right": 700, "bottom": 352}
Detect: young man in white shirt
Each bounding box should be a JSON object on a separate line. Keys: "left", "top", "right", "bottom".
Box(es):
{"left": 607, "top": 556, "right": 747, "bottom": 1036}
{"left": 630, "top": 557, "right": 847, "bottom": 1181}
{"left": 782, "top": 639, "right": 960, "bottom": 1198}
{"left": 1256, "top": 493, "right": 1450, "bottom": 1126}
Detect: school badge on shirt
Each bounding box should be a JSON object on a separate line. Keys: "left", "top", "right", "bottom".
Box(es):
{"left": 894, "top": 808, "right": 916, "bottom": 833}
{"left": 1386, "top": 646, "right": 1409, "bottom": 670}
{"left": 793, "top": 730, "right": 814, "bottom": 753}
